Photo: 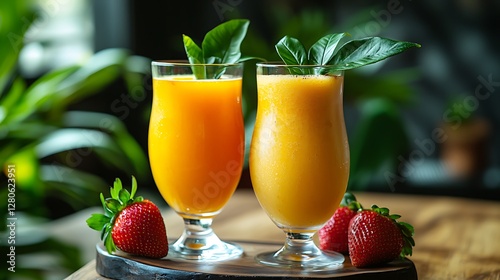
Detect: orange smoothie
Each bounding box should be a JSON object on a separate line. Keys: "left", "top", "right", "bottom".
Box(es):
{"left": 149, "top": 76, "right": 244, "bottom": 218}
{"left": 250, "top": 74, "right": 349, "bottom": 231}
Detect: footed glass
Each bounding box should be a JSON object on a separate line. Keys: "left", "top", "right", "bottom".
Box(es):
{"left": 149, "top": 61, "right": 244, "bottom": 261}
{"left": 249, "top": 63, "right": 350, "bottom": 269}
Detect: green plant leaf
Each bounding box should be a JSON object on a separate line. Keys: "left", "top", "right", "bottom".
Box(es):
{"left": 6, "top": 66, "right": 79, "bottom": 122}
{"left": 308, "top": 33, "right": 348, "bottom": 65}
{"left": 348, "top": 98, "right": 409, "bottom": 191}
{"left": 237, "top": 56, "right": 266, "bottom": 62}
{"left": 0, "top": 121, "right": 58, "bottom": 141}
{"left": 0, "top": 77, "right": 25, "bottom": 122}
{"left": 130, "top": 176, "right": 137, "bottom": 199}
{"left": 330, "top": 37, "right": 420, "bottom": 70}
{"left": 183, "top": 34, "right": 204, "bottom": 64}
{"left": 86, "top": 213, "right": 109, "bottom": 231}
{"left": 0, "top": 0, "right": 34, "bottom": 93}
{"left": 105, "top": 198, "right": 121, "bottom": 212}
{"left": 183, "top": 34, "right": 206, "bottom": 79}
{"left": 182, "top": 19, "right": 251, "bottom": 79}
{"left": 275, "top": 36, "right": 308, "bottom": 66}
{"left": 32, "top": 128, "right": 138, "bottom": 178}
{"left": 118, "top": 189, "right": 131, "bottom": 204}
{"left": 5, "top": 146, "right": 42, "bottom": 195}
{"left": 55, "top": 49, "right": 128, "bottom": 106}
{"left": 112, "top": 178, "right": 123, "bottom": 200}
{"left": 41, "top": 164, "right": 107, "bottom": 208}
{"left": 202, "top": 19, "right": 249, "bottom": 64}
{"left": 62, "top": 111, "right": 150, "bottom": 180}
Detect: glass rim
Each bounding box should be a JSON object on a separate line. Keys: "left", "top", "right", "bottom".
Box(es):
{"left": 256, "top": 61, "right": 344, "bottom": 75}
{"left": 256, "top": 61, "right": 344, "bottom": 69}
{"left": 152, "top": 60, "right": 243, "bottom": 67}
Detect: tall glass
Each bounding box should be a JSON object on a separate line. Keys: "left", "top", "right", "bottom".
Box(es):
{"left": 149, "top": 61, "right": 244, "bottom": 261}
{"left": 249, "top": 63, "right": 349, "bottom": 269}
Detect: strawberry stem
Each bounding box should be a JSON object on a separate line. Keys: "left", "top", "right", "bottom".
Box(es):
{"left": 341, "top": 192, "right": 363, "bottom": 212}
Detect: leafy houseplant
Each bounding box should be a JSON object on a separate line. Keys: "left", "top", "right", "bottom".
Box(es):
{"left": 0, "top": 1, "right": 150, "bottom": 278}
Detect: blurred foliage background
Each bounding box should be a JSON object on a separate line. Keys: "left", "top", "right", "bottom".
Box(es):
{"left": 1, "top": 0, "right": 499, "bottom": 279}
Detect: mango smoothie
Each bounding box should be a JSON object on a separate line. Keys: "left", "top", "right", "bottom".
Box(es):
{"left": 250, "top": 74, "right": 349, "bottom": 231}
{"left": 149, "top": 76, "right": 244, "bottom": 218}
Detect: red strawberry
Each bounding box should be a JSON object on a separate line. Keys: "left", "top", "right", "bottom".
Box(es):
{"left": 348, "top": 205, "right": 415, "bottom": 267}
{"left": 87, "top": 176, "right": 168, "bottom": 258}
{"left": 318, "top": 192, "right": 362, "bottom": 254}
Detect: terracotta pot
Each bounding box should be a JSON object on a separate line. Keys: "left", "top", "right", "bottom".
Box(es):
{"left": 440, "top": 118, "right": 491, "bottom": 178}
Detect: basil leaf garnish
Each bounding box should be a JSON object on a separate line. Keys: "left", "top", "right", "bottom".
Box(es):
{"left": 330, "top": 37, "right": 421, "bottom": 71}
{"left": 183, "top": 19, "right": 252, "bottom": 79}
{"left": 274, "top": 33, "right": 420, "bottom": 74}
{"left": 308, "top": 33, "right": 348, "bottom": 65}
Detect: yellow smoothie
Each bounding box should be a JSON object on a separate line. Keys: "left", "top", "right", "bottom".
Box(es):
{"left": 250, "top": 74, "right": 349, "bottom": 231}
{"left": 149, "top": 76, "right": 244, "bottom": 218}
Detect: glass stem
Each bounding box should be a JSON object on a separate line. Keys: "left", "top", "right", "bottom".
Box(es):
{"left": 173, "top": 218, "right": 221, "bottom": 251}
{"left": 278, "top": 232, "right": 322, "bottom": 262}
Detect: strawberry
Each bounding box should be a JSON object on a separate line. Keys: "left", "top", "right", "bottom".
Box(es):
{"left": 318, "top": 192, "right": 362, "bottom": 254}
{"left": 348, "top": 205, "right": 415, "bottom": 268}
{"left": 86, "top": 176, "right": 168, "bottom": 258}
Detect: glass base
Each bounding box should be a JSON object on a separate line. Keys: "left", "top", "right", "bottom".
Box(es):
{"left": 169, "top": 218, "right": 243, "bottom": 261}
{"left": 256, "top": 232, "right": 344, "bottom": 270}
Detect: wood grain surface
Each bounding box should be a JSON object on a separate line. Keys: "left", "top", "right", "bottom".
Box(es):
{"left": 65, "top": 189, "right": 500, "bottom": 280}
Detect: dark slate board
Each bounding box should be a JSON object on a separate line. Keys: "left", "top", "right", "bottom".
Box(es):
{"left": 95, "top": 241, "right": 417, "bottom": 279}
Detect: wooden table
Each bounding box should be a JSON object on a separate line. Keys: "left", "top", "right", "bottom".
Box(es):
{"left": 66, "top": 189, "right": 500, "bottom": 280}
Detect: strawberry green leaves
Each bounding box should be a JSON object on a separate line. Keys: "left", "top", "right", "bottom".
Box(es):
{"left": 275, "top": 33, "right": 420, "bottom": 74}
{"left": 86, "top": 176, "right": 143, "bottom": 254}
{"left": 370, "top": 204, "right": 415, "bottom": 258}
{"left": 183, "top": 19, "right": 252, "bottom": 79}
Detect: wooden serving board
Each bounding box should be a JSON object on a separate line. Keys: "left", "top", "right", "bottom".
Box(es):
{"left": 96, "top": 241, "right": 417, "bottom": 279}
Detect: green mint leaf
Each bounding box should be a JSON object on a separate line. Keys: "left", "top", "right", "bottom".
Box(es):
{"left": 330, "top": 37, "right": 421, "bottom": 71}
{"left": 308, "top": 33, "right": 348, "bottom": 65}
{"left": 202, "top": 19, "right": 249, "bottom": 64}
